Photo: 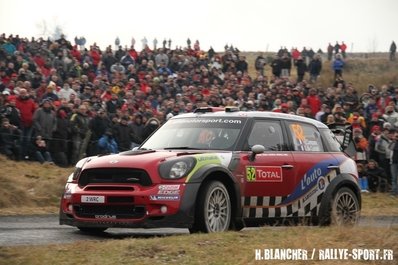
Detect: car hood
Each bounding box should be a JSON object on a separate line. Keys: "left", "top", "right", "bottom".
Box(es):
{"left": 81, "top": 150, "right": 232, "bottom": 170}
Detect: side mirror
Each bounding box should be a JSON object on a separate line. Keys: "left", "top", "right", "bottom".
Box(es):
{"left": 249, "top": 144, "right": 265, "bottom": 161}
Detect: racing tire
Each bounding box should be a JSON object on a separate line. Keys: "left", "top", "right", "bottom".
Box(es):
{"left": 77, "top": 227, "right": 108, "bottom": 233}
{"left": 191, "top": 181, "right": 232, "bottom": 233}
{"left": 331, "top": 187, "right": 360, "bottom": 226}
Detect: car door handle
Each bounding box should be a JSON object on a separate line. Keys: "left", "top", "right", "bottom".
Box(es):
{"left": 281, "top": 165, "right": 294, "bottom": 169}
{"left": 327, "top": 165, "right": 340, "bottom": 170}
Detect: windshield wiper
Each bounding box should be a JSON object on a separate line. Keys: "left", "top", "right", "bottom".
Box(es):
{"left": 163, "top": 146, "right": 201, "bottom": 150}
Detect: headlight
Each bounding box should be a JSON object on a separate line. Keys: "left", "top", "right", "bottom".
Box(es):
{"left": 159, "top": 157, "right": 196, "bottom": 179}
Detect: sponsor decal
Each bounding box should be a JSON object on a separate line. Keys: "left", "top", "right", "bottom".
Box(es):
{"left": 302, "top": 187, "right": 318, "bottom": 203}
{"left": 301, "top": 168, "right": 323, "bottom": 190}
{"left": 318, "top": 177, "right": 326, "bottom": 191}
{"left": 158, "top": 185, "right": 181, "bottom": 195}
{"left": 282, "top": 158, "right": 337, "bottom": 205}
{"left": 197, "top": 155, "right": 219, "bottom": 162}
{"left": 95, "top": 215, "right": 116, "bottom": 219}
{"left": 159, "top": 185, "right": 180, "bottom": 190}
{"left": 150, "top": 195, "right": 180, "bottom": 201}
{"left": 246, "top": 166, "right": 283, "bottom": 182}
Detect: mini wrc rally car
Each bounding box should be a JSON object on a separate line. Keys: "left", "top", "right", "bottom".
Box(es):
{"left": 60, "top": 107, "right": 361, "bottom": 233}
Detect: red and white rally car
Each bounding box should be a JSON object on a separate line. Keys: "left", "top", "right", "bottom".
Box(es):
{"left": 60, "top": 107, "right": 361, "bottom": 233}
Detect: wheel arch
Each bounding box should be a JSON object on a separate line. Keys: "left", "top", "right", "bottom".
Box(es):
{"left": 318, "top": 173, "right": 361, "bottom": 225}
{"left": 188, "top": 164, "right": 243, "bottom": 229}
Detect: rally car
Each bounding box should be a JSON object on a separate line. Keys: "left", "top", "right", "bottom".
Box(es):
{"left": 59, "top": 107, "right": 361, "bottom": 233}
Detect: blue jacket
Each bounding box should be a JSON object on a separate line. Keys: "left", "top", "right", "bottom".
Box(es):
{"left": 98, "top": 135, "right": 118, "bottom": 154}
{"left": 333, "top": 59, "right": 344, "bottom": 71}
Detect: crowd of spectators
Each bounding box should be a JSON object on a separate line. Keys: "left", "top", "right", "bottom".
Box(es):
{"left": 0, "top": 34, "right": 397, "bottom": 195}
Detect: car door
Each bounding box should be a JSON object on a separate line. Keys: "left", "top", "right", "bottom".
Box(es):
{"left": 284, "top": 121, "right": 339, "bottom": 216}
{"left": 240, "top": 119, "right": 297, "bottom": 219}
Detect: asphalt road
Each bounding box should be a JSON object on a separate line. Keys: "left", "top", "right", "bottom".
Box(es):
{"left": 0, "top": 215, "right": 397, "bottom": 247}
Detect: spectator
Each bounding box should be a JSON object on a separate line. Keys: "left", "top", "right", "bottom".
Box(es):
{"left": 389, "top": 130, "right": 398, "bottom": 196}
{"left": 70, "top": 104, "right": 90, "bottom": 164}
{"left": 0, "top": 117, "right": 21, "bottom": 160}
{"left": 33, "top": 135, "right": 53, "bottom": 164}
{"left": 375, "top": 127, "right": 394, "bottom": 182}
{"left": 32, "top": 98, "right": 57, "bottom": 141}
{"left": 340, "top": 41, "right": 347, "bottom": 58}
{"left": 88, "top": 109, "right": 112, "bottom": 155}
{"left": 0, "top": 95, "right": 20, "bottom": 128}
{"left": 114, "top": 115, "right": 134, "bottom": 151}
{"left": 366, "top": 159, "right": 388, "bottom": 192}
{"left": 390, "top": 41, "right": 396, "bottom": 61}
{"left": 51, "top": 109, "right": 70, "bottom": 167}
{"left": 254, "top": 53, "right": 266, "bottom": 76}
{"left": 129, "top": 114, "right": 144, "bottom": 148}
{"left": 306, "top": 88, "right": 322, "bottom": 117}
{"left": 327, "top": 43, "right": 333, "bottom": 61}
{"left": 382, "top": 105, "right": 398, "bottom": 129}
{"left": 308, "top": 54, "right": 322, "bottom": 83}
{"left": 57, "top": 83, "right": 77, "bottom": 101}
{"left": 352, "top": 127, "right": 368, "bottom": 164}
{"left": 97, "top": 129, "right": 118, "bottom": 154}
{"left": 15, "top": 88, "right": 36, "bottom": 159}
{"left": 332, "top": 53, "right": 345, "bottom": 78}
{"left": 294, "top": 56, "right": 307, "bottom": 83}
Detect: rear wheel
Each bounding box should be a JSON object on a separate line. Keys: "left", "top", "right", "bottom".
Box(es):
{"left": 331, "top": 187, "right": 360, "bottom": 225}
{"left": 191, "top": 181, "right": 231, "bottom": 233}
{"left": 77, "top": 227, "right": 108, "bottom": 233}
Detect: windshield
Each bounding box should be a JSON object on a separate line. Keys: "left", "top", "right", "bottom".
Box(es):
{"left": 141, "top": 117, "right": 246, "bottom": 150}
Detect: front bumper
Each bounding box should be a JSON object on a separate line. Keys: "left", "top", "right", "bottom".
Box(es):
{"left": 59, "top": 182, "right": 201, "bottom": 229}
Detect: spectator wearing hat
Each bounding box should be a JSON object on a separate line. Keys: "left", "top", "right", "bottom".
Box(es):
{"left": 15, "top": 88, "right": 36, "bottom": 159}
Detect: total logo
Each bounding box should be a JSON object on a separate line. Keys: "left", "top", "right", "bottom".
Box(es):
{"left": 246, "top": 166, "right": 283, "bottom": 182}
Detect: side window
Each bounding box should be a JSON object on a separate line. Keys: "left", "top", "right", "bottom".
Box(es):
{"left": 320, "top": 128, "right": 342, "bottom": 152}
{"left": 288, "top": 122, "right": 324, "bottom": 152}
{"left": 248, "top": 120, "right": 284, "bottom": 151}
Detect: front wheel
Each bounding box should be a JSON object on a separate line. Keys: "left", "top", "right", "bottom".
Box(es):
{"left": 331, "top": 187, "right": 360, "bottom": 225}
{"left": 192, "top": 181, "right": 232, "bottom": 233}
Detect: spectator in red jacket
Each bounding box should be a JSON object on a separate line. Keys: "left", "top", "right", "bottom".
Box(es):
{"left": 306, "top": 88, "right": 322, "bottom": 117}
{"left": 15, "top": 88, "right": 36, "bottom": 159}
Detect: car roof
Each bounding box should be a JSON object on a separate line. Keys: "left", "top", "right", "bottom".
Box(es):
{"left": 171, "top": 110, "right": 329, "bottom": 129}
